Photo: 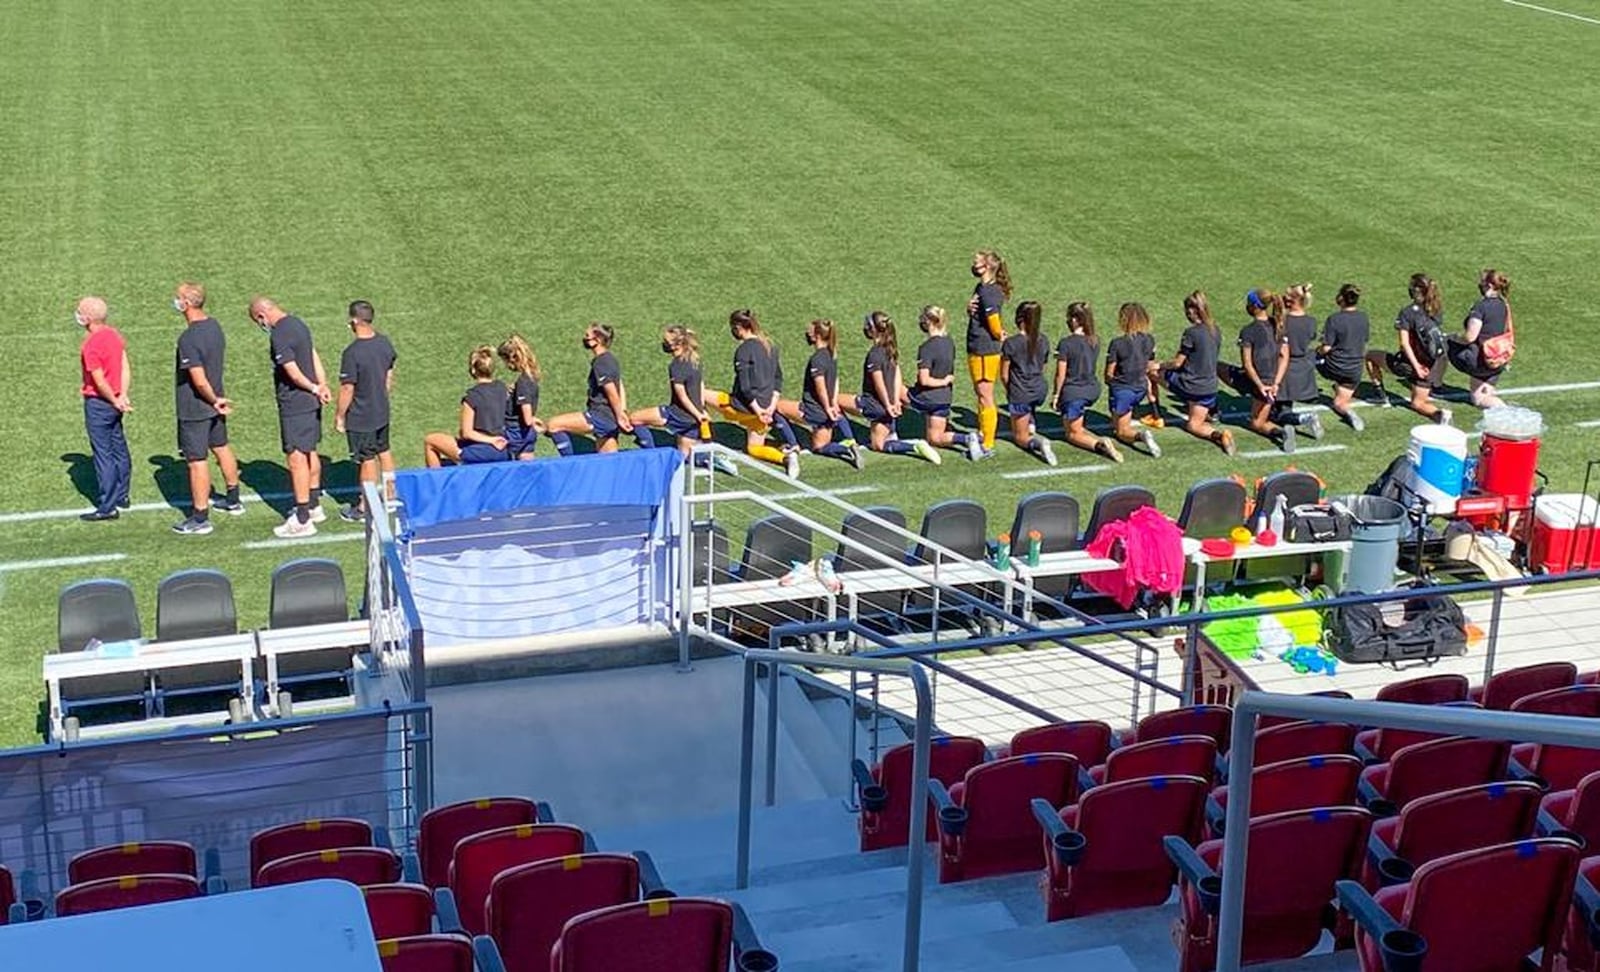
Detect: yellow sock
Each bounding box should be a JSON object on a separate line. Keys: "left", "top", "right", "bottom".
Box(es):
{"left": 748, "top": 444, "right": 785, "bottom": 465}
{"left": 980, "top": 406, "right": 998, "bottom": 450}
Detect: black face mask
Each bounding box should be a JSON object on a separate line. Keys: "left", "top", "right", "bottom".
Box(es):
{"left": 661, "top": 340, "right": 673, "bottom": 354}
{"left": 970, "top": 265, "right": 983, "bottom": 278}
{"left": 582, "top": 337, "right": 596, "bottom": 350}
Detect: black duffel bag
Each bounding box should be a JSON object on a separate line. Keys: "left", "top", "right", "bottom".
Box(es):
{"left": 1287, "top": 504, "right": 1352, "bottom": 544}
{"left": 1326, "top": 592, "right": 1468, "bottom": 666}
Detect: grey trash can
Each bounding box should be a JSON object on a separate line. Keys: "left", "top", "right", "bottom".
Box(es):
{"left": 1334, "top": 494, "right": 1408, "bottom": 593}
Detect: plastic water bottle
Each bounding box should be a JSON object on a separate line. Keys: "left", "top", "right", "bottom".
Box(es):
{"left": 1268, "top": 495, "right": 1288, "bottom": 538}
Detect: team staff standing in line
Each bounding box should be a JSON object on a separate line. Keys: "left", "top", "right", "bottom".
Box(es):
{"left": 77, "top": 296, "right": 133, "bottom": 522}
{"left": 335, "top": 300, "right": 397, "bottom": 522}
{"left": 171, "top": 282, "right": 244, "bottom": 536}
{"left": 966, "top": 250, "right": 1011, "bottom": 459}
{"left": 249, "top": 297, "right": 332, "bottom": 538}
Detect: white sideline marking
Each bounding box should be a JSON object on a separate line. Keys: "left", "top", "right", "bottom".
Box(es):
{"left": 0, "top": 487, "right": 357, "bottom": 525}
{"left": 240, "top": 533, "right": 364, "bottom": 551}
{"left": 1576, "top": 419, "right": 1600, "bottom": 428}
{"left": 1239, "top": 444, "right": 1349, "bottom": 460}
{"left": 1002, "top": 465, "right": 1113, "bottom": 480}
{"left": 0, "top": 553, "right": 127, "bottom": 573}
{"left": 1501, "top": 0, "right": 1600, "bottom": 25}
{"left": 767, "top": 485, "right": 880, "bottom": 502}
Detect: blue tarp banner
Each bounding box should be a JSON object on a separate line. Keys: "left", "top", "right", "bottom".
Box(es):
{"left": 394, "top": 449, "right": 683, "bottom": 532}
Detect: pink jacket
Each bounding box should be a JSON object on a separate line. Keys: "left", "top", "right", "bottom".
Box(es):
{"left": 1083, "top": 506, "right": 1186, "bottom": 608}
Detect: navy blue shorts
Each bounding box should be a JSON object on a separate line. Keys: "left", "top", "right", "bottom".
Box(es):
{"left": 857, "top": 396, "right": 894, "bottom": 426}
{"left": 907, "top": 392, "right": 951, "bottom": 418}
{"left": 800, "top": 400, "right": 831, "bottom": 430}
{"left": 505, "top": 425, "right": 538, "bottom": 457}
{"left": 661, "top": 405, "right": 702, "bottom": 438}
{"left": 1057, "top": 397, "right": 1093, "bottom": 422}
{"left": 1007, "top": 400, "right": 1041, "bottom": 419}
{"left": 587, "top": 407, "right": 621, "bottom": 440}
{"left": 1163, "top": 371, "right": 1218, "bottom": 410}
{"left": 1109, "top": 385, "right": 1147, "bottom": 416}
{"left": 458, "top": 440, "right": 510, "bottom": 464}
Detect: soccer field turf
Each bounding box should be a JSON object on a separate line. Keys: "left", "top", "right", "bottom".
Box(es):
{"left": 0, "top": 0, "right": 1597, "bottom": 746}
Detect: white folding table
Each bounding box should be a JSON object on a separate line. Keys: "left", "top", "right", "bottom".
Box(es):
{"left": 44, "top": 633, "right": 257, "bottom": 741}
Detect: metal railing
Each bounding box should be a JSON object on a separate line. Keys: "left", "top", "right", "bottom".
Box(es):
{"left": 1215, "top": 691, "right": 1600, "bottom": 971}
{"left": 735, "top": 638, "right": 933, "bottom": 972}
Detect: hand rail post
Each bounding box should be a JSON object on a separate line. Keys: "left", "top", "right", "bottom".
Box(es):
{"left": 1214, "top": 704, "right": 1258, "bottom": 971}
{"left": 1183, "top": 619, "right": 1202, "bottom": 706}
{"left": 677, "top": 464, "right": 694, "bottom": 672}
{"left": 1483, "top": 586, "right": 1505, "bottom": 686}
{"left": 736, "top": 656, "right": 758, "bottom": 889}
{"left": 902, "top": 663, "right": 932, "bottom": 972}
{"left": 846, "top": 670, "right": 860, "bottom": 809}
{"left": 764, "top": 661, "right": 781, "bottom": 807}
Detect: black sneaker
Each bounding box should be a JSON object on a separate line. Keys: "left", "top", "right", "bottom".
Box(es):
{"left": 172, "top": 516, "right": 214, "bottom": 536}
{"left": 339, "top": 505, "right": 365, "bottom": 524}
{"left": 213, "top": 497, "right": 246, "bottom": 516}
{"left": 79, "top": 509, "right": 119, "bottom": 522}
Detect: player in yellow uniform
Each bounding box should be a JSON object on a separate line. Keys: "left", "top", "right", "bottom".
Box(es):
{"left": 965, "top": 249, "right": 1011, "bottom": 458}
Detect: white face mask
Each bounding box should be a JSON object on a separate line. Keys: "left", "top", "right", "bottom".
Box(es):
{"left": 172, "top": 298, "right": 186, "bottom": 313}
{"left": 74, "top": 313, "right": 87, "bottom": 328}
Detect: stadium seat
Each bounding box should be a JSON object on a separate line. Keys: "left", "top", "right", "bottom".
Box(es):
{"left": 267, "top": 558, "right": 355, "bottom": 691}
{"left": 449, "top": 824, "right": 588, "bottom": 937}
{"left": 1471, "top": 661, "right": 1577, "bottom": 710}
{"left": 1538, "top": 769, "right": 1600, "bottom": 850}
{"left": 376, "top": 934, "right": 476, "bottom": 972}
{"left": 1177, "top": 478, "right": 1248, "bottom": 587}
{"left": 68, "top": 840, "right": 197, "bottom": 884}
{"left": 1510, "top": 683, "right": 1600, "bottom": 717}
{"left": 256, "top": 847, "right": 401, "bottom": 888}
{"left": 1243, "top": 471, "right": 1322, "bottom": 582}
{"left": 1560, "top": 855, "right": 1600, "bottom": 972}
{"left": 853, "top": 735, "right": 987, "bottom": 852}
{"left": 1034, "top": 775, "right": 1208, "bottom": 921}
{"left": 1359, "top": 736, "right": 1510, "bottom": 816}
{"left": 690, "top": 521, "right": 733, "bottom": 586}
{"left": 1127, "top": 704, "right": 1231, "bottom": 753}
{"left": 1257, "top": 691, "right": 1353, "bottom": 730}
{"left": 365, "top": 883, "right": 440, "bottom": 940}
{"left": 734, "top": 515, "right": 813, "bottom": 581}
{"left": 1375, "top": 672, "right": 1469, "bottom": 705}
{"left": 1508, "top": 688, "right": 1600, "bottom": 790}
{"left": 1008, "top": 492, "right": 1081, "bottom": 601}
{"left": 930, "top": 753, "right": 1079, "bottom": 882}
{"left": 1354, "top": 700, "right": 1481, "bottom": 764}
{"left": 1088, "top": 734, "right": 1217, "bottom": 786}
{"left": 1206, "top": 755, "right": 1364, "bottom": 836}
{"left": 907, "top": 500, "right": 990, "bottom": 617}
{"left": 1167, "top": 807, "right": 1373, "bottom": 972}
{"left": 998, "top": 720, "right": 1114, "bottom": 765}
{"left": 834, "top": 506, "right": 909, "bottom": 621}
{"left": 0, "top": 865, "right": 16, "bottom": 924}
{"left": 250, "top": 818, "right": 375, "bottom": 883}
{"left": 1339, "top": 838, "right": 1579, "bottom": 972}
{"left": 487, "top": 853, "right": 645, "bottom": 972}
{"left": 152, "top": 568, "right": 243, "bottom": 710}
{"left": 55, "top": 874, "right": 203, "bottom": 916}
{"left": 550, "top": 897, "right": 777, "bottom": 972}
{"left": 1362, "top": 781, "right": 1542, "bottom": 889}
{"left": 419, "top": 797, "right": 542, "bottom": 890}
{"left": 55, "top": 578, "right": 150, "bottom": 716}
{"left": 1081, "top": 485, "right": 1156, "bottom": 546}
{"left": 1251, "top": 719, "right": 1357, "bottom": 766}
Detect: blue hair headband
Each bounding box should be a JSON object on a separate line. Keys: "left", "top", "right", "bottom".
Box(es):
{"left": 1246, "top": 290, "right": 1265, "bottom": 311}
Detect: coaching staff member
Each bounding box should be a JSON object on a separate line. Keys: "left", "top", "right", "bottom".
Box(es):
{"left": 248, "top": 297, "right": 331, "bottom": 539}
{"left": 78, "top": 296, "right": 133, "bottom": 521}
{"left": 335, "top": 300, "right": 397, "bottom": 522}
{"left": 172, "top": 282, "right": 244, "bottom": 535}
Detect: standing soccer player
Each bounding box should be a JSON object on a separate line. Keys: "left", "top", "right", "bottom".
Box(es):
{"left": 76, "top": 296, "right": 132, "bottom": 522}
{"left": 172, "top": 282, "right": 243, "bottom": 535}
{"left": 249, "top": 297, "right": 331, "bottom": 538}
{"left": 966, "top": 250, "right": 1012, "bottom": 458}
{"left": 335, "top": 300, "right": 397, "bottom": 522}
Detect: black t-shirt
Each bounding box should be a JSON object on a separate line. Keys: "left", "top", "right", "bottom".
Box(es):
{"left": 1238, "top": 320, "right": 1282, "bottom": 388}
{"left": 803, "top": 349, "right": 837, "bottom": 412}
{"left": 270, "top": 315, "right": 320, "bottom": 415}
{"left": 1281, "top": 314, "right": 1319, "bottom": 402}
{"left": 861, "top": 345, "right": 897, "bottom": 403}
{"left": 463, "top": 381, "right": 509, "bottom": 436}
{"left": 1284, "top": 314, "right": 1317, "bottom": 361}
{"left": 914, "top": 336, "right": 956, "bottom": 406}
{"left": 1395, "top": 304, "right": 1441, "bottom": 365}
{"left": 1106, "top": 332, "right": 1156, "bottom": 390}
{"left": 1322, "top": 310, "right": 1371, "bottom": 375}
{"left": 1056, "top": 333, "right": 1101, "bottom": 402}
{"left": 1175, "top": 324, "right": 1220, "bottom": 397}
{"left": 338, "top": 333, "right": 397, "bottom": 432}
{"left": 175, "top": 317, "right": 226, "bottom": 421}
{"left": 668, "top": 356, "right": 703, "bottom": 412}
{"left": 587, "top": 351, "right": 621, "bottom": 415}
{"left": 1468, "top": 295, "right": 1509, "bottom": 342}
{"left": 1001, "top": 333, "right": 1048, "bottom": 405}
{"left": 506, "top": 373, "right": 540, "bottom": 430}
{"left": 732, "top": 338, "right": 779, "bottom": 408}
{"left": 966, "top": 282, "right": 1005, "bottom": 356}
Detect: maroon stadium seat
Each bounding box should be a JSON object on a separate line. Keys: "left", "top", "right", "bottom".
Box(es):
{"left": 1560, "top": 855, "right": 1600, "bottom": 972}
{"left": 1036, "top": 775, "right": 1208, "bottom": 921}
{"left": 1207, "top": 755, "right": 1363, "bottom": 835}
{"left": 0, "top": 865, "right": 15, "bottom": 924}
{"left": 68, "top": 840, "right": 197, "bottom": 884}
{"left": 1129, "top": 705, "right": 1231, "bottom": 753}
{"left": 1251, "top": 720, "right": 1356, "bottom": 766}
{"left": 1089, "top": 735, "right": 1217, "bottom": 786}
{"left": 450, "top": 823, "right": 587, "bottom": 937}
{"left": 364, "top": 883, "right": 437, "bottom": 940}
{"left": 1341, "top": 838, "right": 1578, "bottom": 972}
{"left": 998, "top": 720, "right": 1114, "bottom": 766}
{"left": 250, "top": 818, "right": 374, "bottom": 884}
{"left": 376, "top": 934, "right": 475, "bottom": 972}
{"left": 854, "top": 735, "right": 986, "bottom": 852}
{"left": 418, "top": 797, "right": 539, "bottom": 890}
{"left": 1354, "top": 723, "right": 1457, "bottom": 765}
{"left": 1168, "top": 807, "right": 1372, "bottom": 972}
{"left": 1363, "top": 781, "right": 1542, "bottom": 890}
{"left": 1511, "top": 683, "right": 1600, "bottom": 718}
{"left": 55, "top": 874, "right": 202, "bottom": 916}
{"left": 1359, "top": 736, "right": 1509, "bottom": 815}
{"left": 934, "top": 753, "right": 1079, "bottom": 883}
{"left": 488, "top": 853, "right": 641, "bottom": 972}
{"left": 256, "top": 847, "right": 401, "bottom": 889}
{"left": 551, "top": 898, "right": 735, "bottom": 972}
{"left": 1471, "top": 661, "right": 1577, "bottom": 710}
{"left": 1259, "top": 691, "right": 1352, "bottom": 729}
{"left": 1540, "top": 770, "right": 1600, "bottom": 850}
{"left": 1375, "top": 673, "right": 1468, "bottom": 705}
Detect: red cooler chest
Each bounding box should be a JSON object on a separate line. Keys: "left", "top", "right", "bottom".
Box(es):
{"left": 1529, "top": 494, "right": 1600, "bottom": 574}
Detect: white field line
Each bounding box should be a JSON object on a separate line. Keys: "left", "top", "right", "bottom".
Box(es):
{"left": 240, "top": 533, "right": 365, "bottom": 551}
{"left": 0, "top": 553, "right": 127, "bottom": 573}
{"left": 1003, "top": 465, "right": 1114, "bottom": 480}
{"left": 1239, "top": 444, "right": 1349, "bottom": 460}
{"left": 1577, "top": 419, "right": 1600, "bottom": 428}
{"left": 767, "top": 485, "right": 879, "bottom": 502}
{"left": 1501, "top": 0, "right": 1600, "bottom": 25}
{"left": 0, "top": 487, "right": 357, "bottom": 525}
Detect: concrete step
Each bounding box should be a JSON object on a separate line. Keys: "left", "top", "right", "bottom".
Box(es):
{"left": 765, "top": 899, "right": 1018, "bottom": 967}
{"left": 813, "top": 695, "right": 912, "bottom": 763}
{"left": 774, "top": 675, "right": 851, "bottom": 798}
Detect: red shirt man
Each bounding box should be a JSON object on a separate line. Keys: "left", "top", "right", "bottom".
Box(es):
{"left": 77, "top": 297, "right": 133, "bottom": 520}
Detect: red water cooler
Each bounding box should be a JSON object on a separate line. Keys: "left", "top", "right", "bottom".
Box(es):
{"left": 1477, "top": 433, "right": 1541, "bottom": 510}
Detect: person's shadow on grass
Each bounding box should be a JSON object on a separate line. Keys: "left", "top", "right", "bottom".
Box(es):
{"left": 58, "top": 453, "right": 99, "bottom": 506}
{"left": 148, "top": 456, "right": 195, "bottom": 512}
{"left": 239, "top": 459, "right": 292, "bottom": 516}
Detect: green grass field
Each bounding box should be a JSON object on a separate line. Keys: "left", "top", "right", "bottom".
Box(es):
{"left": 2, "top": 0, "right": 1598, "bottom": 747}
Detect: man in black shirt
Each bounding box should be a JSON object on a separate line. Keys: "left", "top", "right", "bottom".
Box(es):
{"left": 335, "top": 300, "right": 397, "bottom": 522}
{"left": 172, "top": 282, "right": 244, "bottom": 535}
{"left": 249, "top": 296, "right": 331, "bottom": 538}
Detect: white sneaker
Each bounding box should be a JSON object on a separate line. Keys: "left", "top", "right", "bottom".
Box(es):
{"left": 844, "top": 441, "right": 866, "bottom": 471}
{"left": 1139, "top": 428, "right": 1162, "bottom": 459}
{"left": 783, "top": 451, "right": 801, "bottom": 480}
{"left": 912, "top": 439, "right": 942, "bottom": 465}
{"left": 815, "top": 558, "right": 843, "bottom": 594}
{"left": 1302, "top": 413, "right": 1324, "bottom": 440}
{"left": 308, "top": 504, "right": 328, "bottom": 524}
{"left": 964, "top": 435, "right": 982, "bottom": 462}
{"left": 1435, "top": 408, "right": 1454, "bottom": 428}
{"left": 777, "top": 560, "right": 809, "bottom": 587}
{"left": 1035, "top": 438, "right": 1058, "bottom": 467}
{"left": 711, "top": 453, "right": 740, "bottom": 476}
{"left": 1348, "top": 410, "right": 1365, "bottom": 433}
{"left": 1280, "top": 425, "right": 1297, "bottom": 455}
{"left": 273, "top": 515, "right": 318, "bottom": 539}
